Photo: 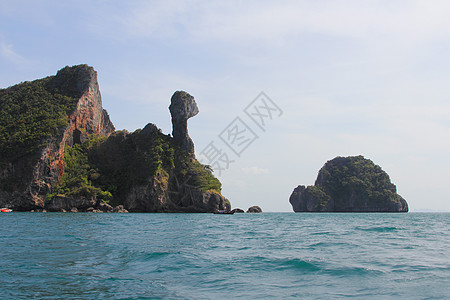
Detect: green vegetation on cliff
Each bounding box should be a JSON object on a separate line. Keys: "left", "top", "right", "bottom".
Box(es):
{"left": 0, "top": 77, "right": 78, "bottom": 161}
{"left": 187, "top": 160, "right": 222, "bottom": 193}
{"left": 87, "top": 126, "right": 177, "bottom": 206}
{"left": 47, "top": 135, "right": 112, "bottom": 203}
{"left": 50, "top": 125, "right": 222, "bottom": 207}
{"left": 317, "top": 156, "right": 403, "bottom": 209}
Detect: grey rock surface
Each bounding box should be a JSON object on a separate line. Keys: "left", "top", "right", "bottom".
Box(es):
{"left": 169, "top": 91, "right": 199, "bottom": 155}
{"left": 247, "top": 206, "right": 263, "bottom": 213}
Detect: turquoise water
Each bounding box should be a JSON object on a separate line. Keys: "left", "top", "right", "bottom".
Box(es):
{"left": 1, "top": 213, "right": 449, "bottom": 299}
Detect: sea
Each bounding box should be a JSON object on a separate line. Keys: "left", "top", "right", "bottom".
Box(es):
{"left": 0, "top": 212, "right": 449, "bottom": 299}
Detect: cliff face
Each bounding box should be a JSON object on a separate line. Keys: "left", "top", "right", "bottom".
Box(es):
{"left": 289, "top": 156, "right": 408, "bottom": 212}
{"left": 0, "top": 65, "right": 114, "bottom": 210}
{"left": 0, "top": 65, "right": 228, "bottom": 212}
{"left": 53, "top": 65, "right": 115, "bottom": 144}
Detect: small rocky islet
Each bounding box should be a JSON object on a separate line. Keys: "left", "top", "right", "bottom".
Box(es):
{"left": 289, "top": 156, "right": 408, "bottom": 212}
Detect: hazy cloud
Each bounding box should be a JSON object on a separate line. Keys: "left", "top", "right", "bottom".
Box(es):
{"left": 0, "top": 39, "right": 24, "bottom": 64}
{"left": 102, "top": 1, "right": 450, "bottom": 45}
{"left": 241, "top": 166, "right": 270, "bottom": 175}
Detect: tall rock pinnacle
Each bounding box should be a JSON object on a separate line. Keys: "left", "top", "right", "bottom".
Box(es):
{"left": 169, "top": 91, "right": 199, "bottom": 155}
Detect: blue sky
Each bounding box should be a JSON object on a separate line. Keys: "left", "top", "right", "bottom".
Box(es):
{"left": 1, "top": 0, "right": 450, "bottom": 211}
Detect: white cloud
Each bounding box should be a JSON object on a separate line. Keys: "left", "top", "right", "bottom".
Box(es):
{"left": 0, "top": 40, "right": 24, "bottom": 64}
{"left": 104, "top": 1, "right": 450, "bottom": 46}
{"left": 241, "top": 166, "right": 269, "bottom": 175}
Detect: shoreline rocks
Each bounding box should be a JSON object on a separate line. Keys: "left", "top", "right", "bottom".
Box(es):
{"left": 247, "top": 206, "right": 263, "bottom": 213}
{"left": 46, "top": 196, "right": 128, "bottom": 212}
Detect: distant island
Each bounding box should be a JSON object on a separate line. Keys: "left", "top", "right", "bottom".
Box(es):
{"left": 289, "top": 156, "right": 408, "bottom": 212}
{"left": 0, "top": 65, "right": 229, "bottom": 212}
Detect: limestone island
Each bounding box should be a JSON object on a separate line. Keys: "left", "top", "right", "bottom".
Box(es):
{"left": 0, "top": 65, "right": 229, "bottom": 212}
{"left": 289, "top": 156, "right": 408, "bottom": 212}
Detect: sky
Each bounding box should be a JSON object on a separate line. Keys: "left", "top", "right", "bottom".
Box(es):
{"left": 1, "top": 0, "right": 450, "bottom": 212}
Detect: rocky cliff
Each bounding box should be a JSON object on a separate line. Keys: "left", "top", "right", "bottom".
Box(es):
{"left": 289, "top": 156, "right": 408, "bottom": 212}
{"left": 0, "top": 65, "right": 114, "bottom": 210}
{"left": 0, "top": 65, "right": 228, "bottom": 212}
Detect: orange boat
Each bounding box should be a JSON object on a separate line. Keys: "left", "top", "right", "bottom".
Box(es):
{"left": 0, "top": 208, "right": 12, "bottom": 212}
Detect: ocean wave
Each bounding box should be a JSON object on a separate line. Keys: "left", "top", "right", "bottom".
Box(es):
{"left": 354, "top": 226, "right": 400, "bottom": 232}
{"left": 236, "top": 256, "right": 322, "bottom": 273}
{"left": 310, "top": 231, "right": 336, "bottom": 236}
{"left": 308, "top": 241, "right": 350, "bottom": 249}
{"left": 323, "top": 265, "right": 384, "bottom": 277}
{"left": 275, "top": 258, "right": 322, "bottom": 272}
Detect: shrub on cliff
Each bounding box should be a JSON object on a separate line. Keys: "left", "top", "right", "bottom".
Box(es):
{"left": 49, "top": 135, "right": 111, "bottom": 202}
